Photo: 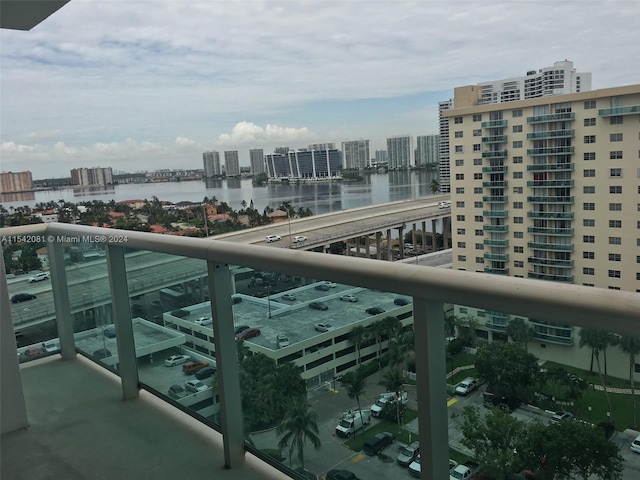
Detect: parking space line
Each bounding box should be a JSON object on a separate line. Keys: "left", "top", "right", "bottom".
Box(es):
{"left": 447, "top": 397, "right": 458, "bottom": 407}
{"left": 351, "top": 453, "right": 366, "bottom": 463}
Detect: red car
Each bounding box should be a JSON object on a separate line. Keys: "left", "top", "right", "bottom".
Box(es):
{"left": 236, "top": 328, "right": 261, "bottom": 340}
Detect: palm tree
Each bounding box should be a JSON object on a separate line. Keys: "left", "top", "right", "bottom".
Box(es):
{"left": 340, "top": 371, "right": 367, "bottom": 437}
{"left": 349, "top": 325, "right": 368, "bottom": 366}
{"left": 579, "top": 328, "right": 617, "bottom": 423}
{"left": 429, "top": 178, "right": 440, "bottom": 195}
{"left": 506, "top": 318, "right": 534, "bottom": 351}
{"left": 379, "top": 368, "right": 405, "bottom": 430}
{"left": 619, "top": 335, "right": 640, "bottom": 427}
{"left": 367, "top": 320, "right": 386, "bottom": 356}
{"left": 276, "top": 398, "right": 321, "bottom": 471}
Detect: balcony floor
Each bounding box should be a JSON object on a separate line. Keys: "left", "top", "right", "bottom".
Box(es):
{"left": 2, "top": 355, "right": 288, "bottom": 480}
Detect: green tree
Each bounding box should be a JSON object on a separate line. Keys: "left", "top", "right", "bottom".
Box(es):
{"left": 579, "top": 328, "right": 617, "bottom": 423}
{"left": 340, "top": 371, "right": 367, "bottom": 437}
{"left": 276, "top": 398, "right": 321, "bottom": 471}
{"left": 379, "top": 368, "right": 405, "bottom": 430}
{"left": 349, "top": 325, "right": 368, "bottom": 366}
{"left": 506, "top": 318, "right": 534, "bottom": 351}
{"left": 618, "top": 335, "right": 640, "bottom": 427}
{"left": 458, "top": 406, "right": 525, "bottom": 480}
{"left": 429, "top": 178, "right": 440, "bottom": 195}
{"left": 519, "top": 420, "right": 624, "bottom": 480}
{"left": 475, "top": 341, "right": 539, "bottom": 400}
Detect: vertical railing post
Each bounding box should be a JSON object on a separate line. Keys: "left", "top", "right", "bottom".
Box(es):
{"left": 105, "top": 245, "right": 139, "bottom": 400}
{"left": 413, "top": 297, "right": 449, "bottom": 480}
{"left": 48, "top": 240, "right": 76, "bottom": 360}
{"left": 208, "top": 261, "right": 245, "bottom": 468}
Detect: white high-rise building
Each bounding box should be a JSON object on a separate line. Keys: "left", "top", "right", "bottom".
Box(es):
{"left": 249, "top": 149, "right": 264, "bottom": 174}
{"left": 224, "top": 151, "right": 240, "bottom": 177}
{"left": 416, "top": 135, "right": 439, "bottom": 166}
{"left": 374, "top": 149, "right": 388, "bottom": 163}
{"left": 202, "top": 151, "right": 221, "bottom": 177}
{"left": 439, "top": 60, "right": 592, "bottom": 193}
{"left": 341, "top": 140, "right": 370, "bottom": 170}
{"left": 386, "top": 136, "right": 412, "bottom": 169}
{"left": 70, "top": 167, "right": 113, "bottom": 186}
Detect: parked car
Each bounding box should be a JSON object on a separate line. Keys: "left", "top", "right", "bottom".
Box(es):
{"left": 42, "top": 341, "right": 59, "bottom": 353}
{"left": 394, "top": 297, "right": 411, "bottom": 306}
{"left": 309, "top": 301, "right": 328, "bottom": 311}
{"left": 168, "top": 384, "right": 187, "bottom": 399}
{"left": 483, "top": 391, "right": 521, "bottom": 412}
{"left": 365, "top": 306, "right": 385, "bottom": 315}
{"left": 265, "top": 235, "right": 281, "bottom": 243}
{"left": 292, "top": 235, "right": 307, "bottom": 243}
{"left": 195, "top": 316, "right": 212, "bottom": 326}
{"left": 164, "top": 354, "right": 191, "bottom": 367}
{"left": 396, "top": 441, "right": 420, "bottom": 467}
{"left": 24, "top": 346, "right": 43, "bottom": 358}
{"left": 630, "top": 434, "right": 640, "bottom": 454}
{"left": 102, "top": 325, "right": 116, "bottom": 338}
{"left": 236, "top": 327, "right": 260, "bottom": 340}
{"left": 281, "top": 293, "right": 296, "bottom": 301}
{"left": 10, "top": 293, "right": 37, "bottom": 303}
{"left": 29, "top": 272, "right": 49, "bottom": 283}
{"left": 170, "top": 309, "right": 189, "bottom": 318}
{"left": 195, "top": 366, "right": 216, "bottom": 380}
{"left": 340, "top": 294, "right": 358, "bottom": 302}
{"left": 314, "top": 283, "right": 330, "bottom": 291}
{"left": 276, "top": 333, "right": 290, "bottom": 348}
{"left": 550, "top": 411, "right": 574, "bottom": 423}
{"left": 182, "top": 361, "right": 209, "bottom": 374}
{"left": 314, "top": 322, "right": 333, "bottom": 332}
{"left": 326, "top": 469, "right": 360, "bottom": 480}
{"left": 322, "top": 281, "right": 337, "bottom": 288}
{"left": 408, "top": 454, "right": 422, "bottom": 477}
{"left": 185, "top": 379, "right": 208, "bottom": 393}
{"left": 232, "top": 295, "right": 243, "bottom": 304}
{"left": 455, "top": 377, "right": 478, "bottom": 395}
{"left": 363, "top": 431, "right": 395, "bottom": 456}
{"left": 234, "top": 325, "right": 250, "bottom": 335}
{"left": 438, "top": 201, "right": 451, "bottom": 209}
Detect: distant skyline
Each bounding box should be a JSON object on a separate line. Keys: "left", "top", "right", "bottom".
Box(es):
{"left": 2, "top": 1, "right": 639, "bottom": 179}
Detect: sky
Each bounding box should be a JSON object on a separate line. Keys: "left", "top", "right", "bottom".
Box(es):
{"left": 1, "top": 0, "right": 639, "bottom": 179}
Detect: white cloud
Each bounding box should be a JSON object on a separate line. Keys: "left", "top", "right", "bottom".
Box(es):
{"left": 218, "top": 122, "right": 314, "bottom": 145}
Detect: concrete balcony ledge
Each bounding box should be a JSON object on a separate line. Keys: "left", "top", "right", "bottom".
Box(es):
{"left": 1, "top": 355, "right": 288, "bottom": 480}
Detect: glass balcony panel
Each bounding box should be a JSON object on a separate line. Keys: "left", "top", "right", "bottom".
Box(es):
{"left": 527, "top": 211, "right": 574, "bottom": 219}
{"left": 526, "top": 129, "right": 575, "bottom": 139}
{"left": 527, "top": 272, "right": 574, "bottom": 283}
{"left": 482, "top": 180, "right": 508, "bottom": 188}
{"left": 483, "top": 239, "right": 509, "bottom": 247}
{"left": 483, "top": 253, "right": 509, "bottom": 261}
{"left": 482, "top": 166, "right": 508, "bottom": 173}
{"left": 483, "top": 225, "right": 509, "bottom": 232}
{"left": 481, "top": 135, "right": 508, "bottom": 143}
{"left": 481, "top": 119, "right": 508, "bottom": 128}
{"left": 483, "top": 210, "right": 508, "bottom": 218}
{"left": 526, "top": 180, "right": 574, "bottom": 187}
{"left": 526, "top": 112, "right": 576, "bottom": 123}
{"left": 598, "top": 105, "right": 640, "bottom": 116}
{"left": 526, "top": 163, "right": 574, "bottom": 172}
{"left": 527, "top": 227, "right": 574, "bottom": 235}
{"left": 481, "top": 150, "right": 508, "bottom": 159}
{"left": 526, "top": 147, "right": 575, "bottom": 156}
{"left": 527, "top": 242, "right": 574, "bottom": 251}
{"left": 527, "top": 257, "right": 574, "bottom": 267}
{"left": 526, "top": 196, "right": 574, "bottom": 203}
{"left": 484, "top": 267, "right": 510, "bottom": 275}
{"left": 482, "top": 195, "right": 509, "bottom": 203}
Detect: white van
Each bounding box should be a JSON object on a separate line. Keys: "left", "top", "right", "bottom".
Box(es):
{"left": 335, "top": 410, "right": 370, "bottom": 437}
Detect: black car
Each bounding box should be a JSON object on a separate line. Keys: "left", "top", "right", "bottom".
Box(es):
{"left": 11, "top": 293, "right": 37, "bottom": 304}
{"left": 393, "top": 297, "right": 411, "bottom": 306}
{"left": 195, "top": 366, "right": 216, "bottom": 380}
{"left": 326, "top": 469, "right": 360, "bottom": 480}
{"left": 363, "top": 431, "right": 395, "bottom": 455}
{"left": 314, "top": 283, "right": 330, "bottom": 291}
{"left": 309, "top": 301, "right": 328, "bottom": 311}
{"left": 234, "top": 325, "right": 250, "bottom": 335}
{"left": 365, "top": 306, "right": 385, "bottom": 315}
{"left": 170, "top": 309, "right": 189, "bottom": 318}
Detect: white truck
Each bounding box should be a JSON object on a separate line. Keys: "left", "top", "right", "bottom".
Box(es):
{"left": 450, "top": 461, "right": 480, "bottom": 480}
{"left": 335, "top": 409, "right": 370, "bottom": 437}
{"left": 370, "top": 391, "right": 408, "bottom": 417}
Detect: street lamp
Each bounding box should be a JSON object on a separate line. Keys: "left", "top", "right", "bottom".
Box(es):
{"left": 287, "top": 210, "right": 292, "bottom": 248}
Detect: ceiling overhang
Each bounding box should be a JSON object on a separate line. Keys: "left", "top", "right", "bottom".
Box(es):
{"left": 1, "top": 0, "right": 70, "bottom": 31}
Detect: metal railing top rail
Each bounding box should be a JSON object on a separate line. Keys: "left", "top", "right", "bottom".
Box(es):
{"left": 3, "top": 222, "right": 639, "bottom": 336}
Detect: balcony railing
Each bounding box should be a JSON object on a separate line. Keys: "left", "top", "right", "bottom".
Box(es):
{"left": 484, "top": 267, "right": 510, "bottom": 275}
{"left": 526, "top": 163, "right": 574, "bottom": 172}
{"left": 483, "top": 224, "right": 509, "bottom": 232}
{"left": 482, "top": 180, "right": 508, "bottom": 188}
{"left": 527, "top": 211, "right": 574, "bottom": 219}
{"left": 526, "top": 130, "right": 575, "bottom": 140}
{"left": 481, "top": 135, "right": 508, "bottom": 143}
{"left": 484, "top": 253, "right": 509, "bottom": 261}
{"left": 598, "top": 105, "right": 640, "bottom": 117}
{"left": 526, "top": 196, "right": 574, "bottom": 203}
{"left": 527, "top": 257, "right": 574, "bottom": 267}
{"left": 482, "top": 195, "right": 508, "bottom": 203}
{"left": 481, "top": 119, "right": 508, "bottom": 128}
{"left": 483, "top": 239, "right": 509, "bottom": 247}
{"left": 527, "top": 147, "right": 575, "bottom": 156}
{"left": 527, "top": 227, "right": 574, "bottom": 235}
{"left": 483, "top": 210, "right": 508, "bottom": 218}
{"left": 2, "top": 222, "right": 639, "bottom": 480}
{"left": 526, "top": 112, "right": 575, "bottom": 123}
{"left": 528, "top": 272, "right": 574, "bottom": 283}
{"left": 526, "top": 180, "right": 574, "bottom": 187}
{"left": 482, "top": 166, "right": 508, "bottom": 173}
{"left": 482, "top": 150, "right": 508, "bottom": 159}
{"left": 527, "top": 241, "right": 574, "bottom": 251}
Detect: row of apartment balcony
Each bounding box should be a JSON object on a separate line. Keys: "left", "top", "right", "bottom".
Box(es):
{"left": 481, "top": 135, "right": 508, "bottom": 143}
{"left": 526, "top": 129, "right": 575, "bottom": 140}
{"left": 526, "top": 163, "right": 574, "bottom": 172}
{"left": 482, "top": 195, "right": 508, "bottom": 203}
{"left": 483, "top": 210, "right": 508, "bottom": 218}
{"left": 526, "top": 112, "right": 575, "bottom": 123}
{"left": 483, "top": 239, "right": 509, "bottom": 247}
{"left": 598, "top": 105, "right": 640, "bottom": 116}
{"left": 528, "top": 271, "right": 574, "bottom": 283}
{"left": 481, "top": 165, "right": 508, "bottom": 173}
{"left": 527, "top": 196, "right": 574, "bottom": 203}
{"left": 527, "top": 241, "right": 574, "bottom": 251}
{"left": 483, "top": 224, "right": 509, "bottom": 232}
{"left": 527, "top": 227, "right": 574, "bottom": 235}
{"left": 526, "top": 179, "right": 574, "bottom": 187}
{"left": 482, "top": 180, "right": 508, "bottom": 188}
{"left": 481, "top": 119, "right": 508, "bottom": 128}
{"left": 526, "top": 146, "right": 575, "bottom": 156}
{"left": 527, "top": 211, "right": 574, "bottom": 219}
{"left": 528, "top": 257, "right": 574, "bottom": 267}
{"left": 484, "top": 266, "right": 509, "bottom": 275}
